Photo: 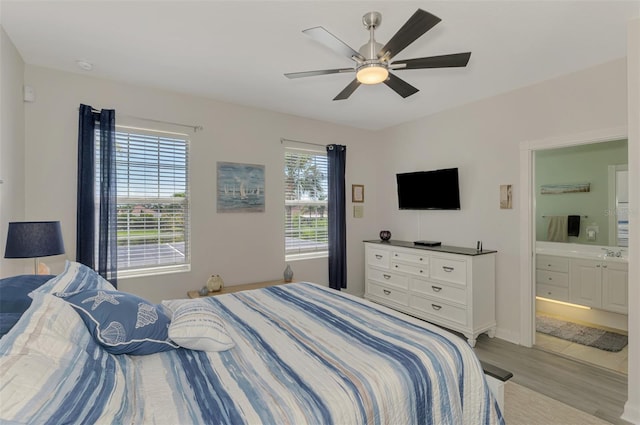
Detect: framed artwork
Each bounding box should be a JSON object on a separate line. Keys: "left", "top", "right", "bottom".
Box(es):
{"left": 540, "top": 182, "right": 590, "bottom": 194}
{"left": 217, "top": 162, "right": 265, "bottom": 213}
{"left": 352, "top": 184, "right": 364, "bottom": 203}
{"left": 500, "top": 184, "right": 513, "bottom": 209}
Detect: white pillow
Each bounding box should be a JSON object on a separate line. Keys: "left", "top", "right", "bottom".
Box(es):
{"left": 168, "top": 301, "right": 235, "bottom": 352}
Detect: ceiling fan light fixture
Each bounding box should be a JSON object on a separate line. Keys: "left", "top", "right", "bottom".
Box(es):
{"left": 356, "top": 64, "right": 388, "bottom": 84}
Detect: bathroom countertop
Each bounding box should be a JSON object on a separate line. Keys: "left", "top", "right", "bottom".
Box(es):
{"left": 536, "top": 242, "right": 628, "bottom": 263}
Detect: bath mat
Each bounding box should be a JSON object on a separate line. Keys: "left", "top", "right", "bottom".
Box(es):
{"left": 536, "top": 315, "right": 627, "bottom": 352}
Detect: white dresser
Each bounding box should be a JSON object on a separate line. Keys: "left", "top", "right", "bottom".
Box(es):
{"left": 364, "top": 240, "right": 497, "bottom": 347}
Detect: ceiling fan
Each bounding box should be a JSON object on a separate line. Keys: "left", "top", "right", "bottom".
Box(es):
{"left": 284, "top": 9, "right": 471, "bottom": 101}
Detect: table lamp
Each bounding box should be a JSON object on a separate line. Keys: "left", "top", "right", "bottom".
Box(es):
{"left": 4, "top": 221, "right": 65, "bottom": 274}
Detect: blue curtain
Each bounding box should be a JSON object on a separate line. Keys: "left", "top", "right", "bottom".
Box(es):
{"left": 77, "top": 104, "right": 118, "bottom": 287}
{"left": 327, "top": 144, "right": 347, "bottom": 290}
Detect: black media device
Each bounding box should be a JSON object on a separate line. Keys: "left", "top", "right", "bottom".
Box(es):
{"left": 414, "top": 240, "right": 441, "bottom": 247}
{"left": 396, "top": 167, "right": 461, "bottom": 210}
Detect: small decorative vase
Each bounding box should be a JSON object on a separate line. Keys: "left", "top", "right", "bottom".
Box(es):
{"left": 199, "top": 286, "right": 209, "bottom": 296}
{"left": 207, "top": 274, "right": 224, "bottom": 292}
{"left": 379, "top": 230, "right": 391, "bottom": 241}
{"left": 283, "top": 264, "right": 294, "bottom": 282}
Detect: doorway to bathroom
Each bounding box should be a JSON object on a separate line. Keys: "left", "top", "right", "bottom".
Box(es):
{"left": 523, "top": 130, "right": 629, "bottom": 374}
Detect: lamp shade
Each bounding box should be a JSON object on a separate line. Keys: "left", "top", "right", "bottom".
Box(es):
{"left": 4, "top": 221, "right": 65, "bottom": 259}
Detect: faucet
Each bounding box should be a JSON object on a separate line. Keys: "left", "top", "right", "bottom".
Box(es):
{"left": 601, "top": 248, "right": 615, "bottom": 257}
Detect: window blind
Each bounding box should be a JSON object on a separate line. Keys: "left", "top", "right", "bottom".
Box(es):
{"left": 284, "top": 148, "right": 328, "bottom": 257}
{"left": 97, "top": 127, "right": 190, "bottom": 276}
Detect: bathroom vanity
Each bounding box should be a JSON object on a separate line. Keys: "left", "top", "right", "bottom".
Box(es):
{"left": 535, "top": 242, "right": 628, "bottom": 314}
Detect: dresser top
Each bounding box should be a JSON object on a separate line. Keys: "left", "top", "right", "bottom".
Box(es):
{"left": 364, "top": 240, "right": 497, "bottom": 256}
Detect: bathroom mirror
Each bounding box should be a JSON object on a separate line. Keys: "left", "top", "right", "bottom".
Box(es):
{"left": 534, "top": 139, "right": 628, "bottom": 247}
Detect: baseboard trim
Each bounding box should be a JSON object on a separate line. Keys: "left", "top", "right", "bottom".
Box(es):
{"left": 621, "top": 401, "right": 640, "bottom": 425}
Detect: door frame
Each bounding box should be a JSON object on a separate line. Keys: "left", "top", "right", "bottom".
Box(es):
{"left": 518, "top": 126, "right": 627, "bottom": 347}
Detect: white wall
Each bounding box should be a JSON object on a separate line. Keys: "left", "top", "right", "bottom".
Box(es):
{"left": 376, "top": 58, "right": 628, "bottom": 343}
{"left": 22, "top": 65, "right": 382, "bottom": 301}
{"left": 622, "top": 17, "right": 640, "bottom": 425}
{"left": 0, "top": 27, "right": 27, "bottom": 276}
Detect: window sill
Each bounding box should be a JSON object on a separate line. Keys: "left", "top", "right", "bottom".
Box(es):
{"left": 285, "top": 252, "right": 328, "bottom": 262}
{"left": 118, "top": 264, "right": 191, "bottom": 279}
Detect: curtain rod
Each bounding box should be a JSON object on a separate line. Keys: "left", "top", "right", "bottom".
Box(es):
{"left": 280, "top": 137, "right": 325, "bottom": 148}
{"left": 79, "top": 107, "right": 203, "bottom": 133}
{"left": 542, "top": 215, "right": 588, "bottom": 218}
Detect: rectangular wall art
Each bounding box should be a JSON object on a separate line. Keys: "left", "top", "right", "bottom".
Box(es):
{"left": 217, "top": 162, "right": 265, "bottom": 213}
{"left": 540, "top": 182, "right": 590, "bottom": 195}
{"left": 499, "top": 184, "right": 513, "bottom": 209}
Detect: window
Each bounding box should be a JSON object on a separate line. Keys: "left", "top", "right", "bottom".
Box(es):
{"left": 97, "top": 127, "right": 190, "bottom": 277}
{"left": 284, "top": 148, "right": 328, "bottom": 258}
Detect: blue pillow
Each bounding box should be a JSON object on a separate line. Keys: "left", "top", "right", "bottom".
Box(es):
{"left": 0, "top": 275, "right": 55, "bottom": 313}
{"left": 31, "top": 261, "right": 115, "bottom": 297}
{"left": 0, "top": 274, "right": 55, "bottom": 337}
{"left": 57, "top": 289, "right": 178, "bottom": 355}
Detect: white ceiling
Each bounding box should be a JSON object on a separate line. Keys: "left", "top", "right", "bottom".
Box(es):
{"left": 2, "top": 1, "right": 639, "bottom": 130}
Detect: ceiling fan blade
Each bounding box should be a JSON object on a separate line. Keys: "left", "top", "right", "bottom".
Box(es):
{"left": 378, "top": 9, "right": 441, "bottom": 61}
{"left": 285, "top": 68, "right": 354, "bottom": 79}
{"left": 392, "top": 52, "right": 471, "bottom": 70}
{"left": 333, "top": 79, "right": 361, "bottom": 101}
{"left": 384, "top": 73, "right": 419, "bottom": 98}
{"left": 303, "top": 27, "right": 364, "bottom": 61}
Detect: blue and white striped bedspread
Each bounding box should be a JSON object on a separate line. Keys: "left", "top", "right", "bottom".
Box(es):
{"left": 0, "top": 282, "right": 503, "bottom": 424}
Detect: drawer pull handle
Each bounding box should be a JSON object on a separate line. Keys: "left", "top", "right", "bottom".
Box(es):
{"left": 383, "top": 274, "right": 391, "bottom": 279}
{"left": 548, "top": 264, "right": 552, "bottom": 267}
{"left": 419, "top": 270, "right": 424, "bottom": 274}
{"left": 395, "top": 254, "right": 398, "bottom": 257}
{"left": 383, "top": 289, "right": 391, "bottom": 295}
{"left": 375, "top": 254, "right": 382, "bottom": 259}
{"left": 431, "top": 304, "right": 442, "bottom": 311}
{"left": 442, "top": 266, "right": 454, "bottom": 272}
{"left": 547, "top": 291, "right": 552, "bottom": 295}
{"left": 420, "top": 258, "right": 423, "bottom": 261}
{"left": 432, "top": 286, "right": 442, "bottom": 292}
{"left": 548, "top": 277, "right": 552, "bottom": 281}
{"left": 395, "top": 265, "right": 399, "bottom": 268}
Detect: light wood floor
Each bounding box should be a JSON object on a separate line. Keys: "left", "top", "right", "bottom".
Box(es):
{"left": 473, "top": 334, "right": 629, "bottom": 424}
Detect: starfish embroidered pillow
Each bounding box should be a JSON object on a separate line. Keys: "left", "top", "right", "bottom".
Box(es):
{"left": 56, "top": 289, "right": 178, "bottom": 355}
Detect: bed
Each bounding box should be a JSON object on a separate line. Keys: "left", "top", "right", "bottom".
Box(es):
{"left": 0, "top": 261, "right": 504, "bottom": 424}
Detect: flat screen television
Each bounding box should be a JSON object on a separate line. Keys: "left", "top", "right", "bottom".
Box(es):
{"left": 396, "top": 168, "right": 461, "bottom": 210}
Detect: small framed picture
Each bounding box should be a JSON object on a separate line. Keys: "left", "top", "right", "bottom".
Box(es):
{"left": 500, "top": 184, "right": 513, "bottom": 209}
{"left": 352, "top": 184, "right": 364, "bottom": 203}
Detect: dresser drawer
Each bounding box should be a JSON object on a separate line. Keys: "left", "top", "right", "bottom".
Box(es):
{"left": 410, "top": 279, "right": 467, "bottom": 305}
{"left": 367, "top": 248, "right": 390, "bottom": 269}
{"left": 368, "top": 268, "right": 409, "bottom": 289}
{"left": 536, "top": 255, "right": 569, "bottom": 273}
{"left": 430, "top": 256, "right": 467, "bottom": 285}
{"left": 391, "top": 262, "right": 428, "bottom": 278}
{"left": 410, "top": 296, "right": 467, "bottom": 326}
{"left": 536, "top": 283, "right": 569, "bottom": 302}
{"left": 391, "top": 250, "right": 429, "bottom": 267}
{"left": 367, "top": 282, "right": 409, "bottom": 306}
{"left": 536, "top": 270, "right": 569, "bottom": 288}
